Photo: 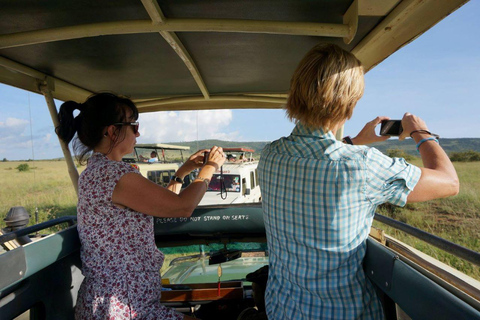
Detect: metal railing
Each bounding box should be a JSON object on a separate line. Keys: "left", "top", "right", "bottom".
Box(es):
{"left": 374, "top": 213, "right": 480, "bottom": 267}
{"left": 0, "top": 216, "right": 77, "bottom": 245}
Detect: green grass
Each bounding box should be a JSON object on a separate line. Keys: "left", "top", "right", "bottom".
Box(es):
{"left": 374, "top": 160, "right": 480, "bottom": 280}
{"left": 0, "top": 160, "right": 81, "bottom": 233}
{"left": 1, "top": 159, "right": 479, "bottom": 280}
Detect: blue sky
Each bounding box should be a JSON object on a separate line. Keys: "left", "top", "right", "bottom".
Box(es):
{"left": 1, "top": 1, "right": 479, "bottom": 160}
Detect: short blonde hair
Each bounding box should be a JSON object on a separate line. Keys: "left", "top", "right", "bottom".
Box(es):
{"left": 286, "top": 44, "right": 365, "bottom": 130}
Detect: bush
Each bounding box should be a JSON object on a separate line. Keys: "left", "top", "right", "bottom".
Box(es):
{"left": 449, "top": 150, "right": 480, "bottom": 162}
{"left": 16, "top": 163, "right": 30, "bottom": 172}
{"left": 386, "top": 149, "right": 416, "bottom": 161}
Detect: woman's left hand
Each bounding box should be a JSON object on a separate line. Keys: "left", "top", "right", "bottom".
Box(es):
{"left": 352, "top": 116, "right": 391, "bottom": 145}
{"left": 179, "top": 148, "right": 213, "bottom": 174}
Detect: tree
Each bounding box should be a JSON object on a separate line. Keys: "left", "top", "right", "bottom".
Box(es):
{"left": 386, "top": 149, "right": 416, "bottom": 161}
{"left": 449, "top": 150, "right": 480, "bottom": 162}
{"left": 16, "top": 164, "right": 30, "bottom": 172}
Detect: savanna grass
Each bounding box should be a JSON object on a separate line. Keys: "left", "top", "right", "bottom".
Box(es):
{"left": 374, "top": 160, "right": 480, "bottom": 280}
{"left": 1, "top": 159, "right": 479, "bottom": 279}
{"left": 0, "top": 160, "right": 82, "bottom": 233}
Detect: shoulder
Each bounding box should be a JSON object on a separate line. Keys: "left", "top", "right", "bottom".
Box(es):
{"left": 113, "top": 159, "right": 140, "bottom": 175}
{"left": 364, "top": 147, "right": 421, "bottom": 182}
{"left": 89, "top": 154, "right": 140, "bottom": 177}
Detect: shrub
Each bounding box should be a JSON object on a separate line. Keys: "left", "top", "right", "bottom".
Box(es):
{"left": 2, "top": 158, "right": 7, "bottom": 162}
{"left": 16, "top": 163, "right": 30, "bottom": 172}
{"left": 449, "top": 150, "right": 480, "bottom": 162}
{"left": 386, "top": 149, "right": 416, "bottom": 161}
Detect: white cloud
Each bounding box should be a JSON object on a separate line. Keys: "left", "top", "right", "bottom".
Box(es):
{"left": 0, "top": 117, "right": 29, "bottom": 139}
{"left": 137, "top": 110, "right": 240, "bottom": 143}
{"left": 0, "top": 117, "right": 65, "bottom": 160}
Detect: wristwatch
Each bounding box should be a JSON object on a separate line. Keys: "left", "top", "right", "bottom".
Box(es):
{"left": 342, "top": 136, "right": 354, "bottom": 145}
{"left": 170, "top": 175, "right": 184, "bottom": 184}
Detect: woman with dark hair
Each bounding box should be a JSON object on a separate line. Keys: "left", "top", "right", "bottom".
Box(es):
{"left": 56, "top": 93, "right": 224, "bottom": 320}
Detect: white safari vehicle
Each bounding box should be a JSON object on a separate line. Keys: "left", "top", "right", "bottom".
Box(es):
{"left": 198, "top": 148, "right": 261, "bottom": 206}
{"left": 122, "top": 143, "right": 191, "bottom": 188}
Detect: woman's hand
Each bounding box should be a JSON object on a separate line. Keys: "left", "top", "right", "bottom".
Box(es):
{"left": 399, "top": 112, "right": 429, "bottom": 141}
{"left": 204, "top": 146, "right": 226, "bottom": 170}
{"left": 352, "top": 116, "right": 391, "bottom": 145}
{"left": 185, "top": 149, "right": 210, "bottom": 170}
{"left": 172, "top": 149, "right": 210, "bottom": 180}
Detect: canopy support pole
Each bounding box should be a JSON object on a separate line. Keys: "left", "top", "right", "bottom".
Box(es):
{"left": 38, "top": 78, "right": 79, "bottom": 195}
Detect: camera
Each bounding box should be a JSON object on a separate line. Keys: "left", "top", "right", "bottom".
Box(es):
{"left": 203, "top": 151, "right": 210, "bottom": 165}
{"left": 380, "top": 120, "right": 403, "bottom": 136}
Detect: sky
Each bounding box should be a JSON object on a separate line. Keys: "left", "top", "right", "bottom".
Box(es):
{"left": 0, "top": 1, "right": 479, "bottom": 161}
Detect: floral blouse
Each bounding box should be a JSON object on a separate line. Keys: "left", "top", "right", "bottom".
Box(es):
{"left": 75, "top": 153, "right": 183, "bottom": 320}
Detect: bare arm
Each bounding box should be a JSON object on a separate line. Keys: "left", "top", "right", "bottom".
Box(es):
{"left": 167, "top": 149, "right": 209, "bottom": 194}
{"left": 112, "top": 146, "right": 226, "bottom": 217}
{"left": 400, "top": 113, "right": 459, "bottom": 202}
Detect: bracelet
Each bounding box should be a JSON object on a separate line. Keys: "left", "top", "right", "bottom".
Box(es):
{"left": 170, "top": 175, "right": 184, "bottom": 184}
{"left": 410, "top": 129, "right": 440, "bottom": 139}
{"left": 194, "top": 177, "right": 210, "bottom": 189}
{"left": 416, "top": 137, "right": 439, "bottom": 152}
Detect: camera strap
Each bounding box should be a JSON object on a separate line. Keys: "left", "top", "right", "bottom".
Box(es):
{"left": 220, "top": 165, "right": 227, "bottom": 200}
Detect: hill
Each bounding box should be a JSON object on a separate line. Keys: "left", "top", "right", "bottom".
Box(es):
{"left": 168, "top": 138, "right": 480, "bottom": 157}
{"left": 370, "top": 138, "right": 480, "bottom": 156}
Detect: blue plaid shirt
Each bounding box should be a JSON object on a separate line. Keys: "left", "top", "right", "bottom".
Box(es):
{"left": 258, "top": 123, "right": 421, "bottom": 320}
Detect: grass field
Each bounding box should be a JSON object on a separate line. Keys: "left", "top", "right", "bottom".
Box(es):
{"left": 0, "top": 160, "right": 80, "bottom": 233}
{"left": 1, "top": 159, "right": 479, "bottom": 280}
{"left": 374, "top": 159, "right": 480, "bottom": 280}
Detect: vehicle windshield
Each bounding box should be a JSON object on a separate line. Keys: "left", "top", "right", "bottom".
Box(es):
{"left": 124, "top": 148, "right": 186, "bottom": 163}
{"left": 159, "top": 242, "right": 268, "bottom": 283}
{"left": 208, "top": 174, "right": 241, "bottom": 192}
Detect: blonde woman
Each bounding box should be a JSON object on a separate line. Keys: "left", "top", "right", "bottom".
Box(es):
{"left": 258, "top": 44, "right": 458, "bottom": 320}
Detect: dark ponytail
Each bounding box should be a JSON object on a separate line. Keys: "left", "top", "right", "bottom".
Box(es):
{"left": 56, "top": 101, "right": 82, "bottom": 144}
{"left": 55, "top": 93, "right": 139, "bottom": 164}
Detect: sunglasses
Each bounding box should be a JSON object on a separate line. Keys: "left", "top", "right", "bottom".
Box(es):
{"left": 112, "top": 121, "right": 139, "bottom": 134}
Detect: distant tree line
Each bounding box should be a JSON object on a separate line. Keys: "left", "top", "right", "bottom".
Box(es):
{"left": 449, "top": 150, "right": 480, "bottom": 162}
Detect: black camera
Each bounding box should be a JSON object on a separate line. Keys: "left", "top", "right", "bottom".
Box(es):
{"left": 203, "top": 151, "right": 210, "bottom": 165}
{"left": 380, "top": 120, "right": 403, "bottom": 136}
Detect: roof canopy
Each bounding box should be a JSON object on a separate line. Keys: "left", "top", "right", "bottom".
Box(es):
{"left": 0, "top": 0, "right": 469, "bottom": 113}
{"left": 135, "top": 143, "right": 190, "bottom": 150}
{"left": 224, "top": 148, "right": 255, "bottom": 153}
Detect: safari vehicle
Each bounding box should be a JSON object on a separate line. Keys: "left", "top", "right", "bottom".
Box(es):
{"left": 198, "top": 148, "right": 262, "bottom": 206}
{"left": 123, "top": 143, "right": 191, "bottom": 188}
{"left": 1, "top": 1, "right": 480, "bottom": 320}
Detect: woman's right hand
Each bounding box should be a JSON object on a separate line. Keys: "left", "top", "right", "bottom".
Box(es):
{"left": 204, "top": 146, "right": 226, "bottom": 170}
{"left": 399, "top": 112, "right": 428, "bottom": 141}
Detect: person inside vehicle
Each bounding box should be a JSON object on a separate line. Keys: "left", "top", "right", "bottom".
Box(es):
{"left": 56, "top": 92, "right": 225, "bottom": 320}
{"left": 140, "top": 151, "right": 159, "bottom": 163}
{"left": 257, "top": 44, "right": 459, "bottom": 320}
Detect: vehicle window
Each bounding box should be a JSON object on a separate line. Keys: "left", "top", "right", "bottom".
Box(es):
{"left": 159, "top": 242, "right": 268, "bottom": 276}
{"left": 208, "top": 174, "right": 241, "bottom": 192}
{"left": 124, "top": 148, "right": 186, "bottom": 163}
{"left": 148, "top": 170, "right": 176, "bottom": 187}
{"left": 242, "top": 178, "right": 247, "bottom": 195}
{"left": 250, "top": 171, "right": 255, "bottom": 189}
